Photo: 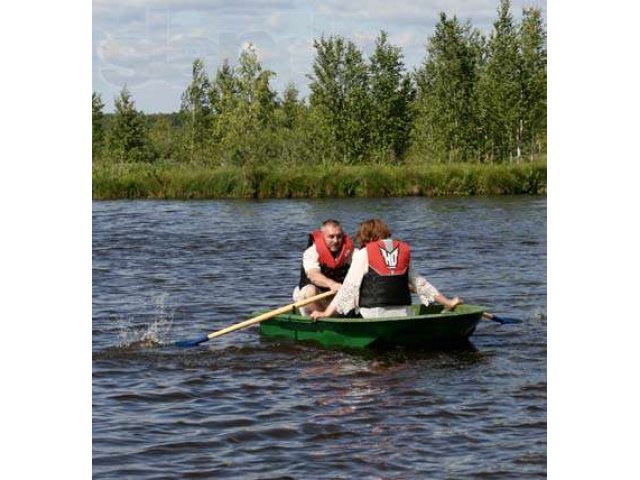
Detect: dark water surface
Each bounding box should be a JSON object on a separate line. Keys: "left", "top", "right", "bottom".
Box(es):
{"left": 93, "top": 197, "right": 546, "bottom": 479}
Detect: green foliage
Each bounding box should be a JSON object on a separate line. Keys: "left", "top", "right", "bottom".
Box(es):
{"left": 147, "top": 115, "right": 178, "bottom": 162}
{"left": 410, "top": 14, "right": 483, "bottom": 164}
{"left": 308, "top": 35, "right": 371, "bottom": 163}
{"left": 519, "top": 7, "right": 547, "bottom": 158}
{"left": 477, "top": 0, "right": 522, "bottom": 162}
{"left": 93, "top": 0, "right": 546, "bottom": 182}
{"left": 180, "top": 58, "right": 213, "bottom": 163}
{"left": 93, "top": 159, "right": 546, "bottom": 199}
{"left": 237, "top": 45, "right": 277, "bottom": 125}
{"left": 368, "top": 31, "right": 415, "bottom": 163}
{"left": 105, "top": 86, "right": 154, "bottom": 163}
{"left": 208, "top": 45, "right": 279, "bottom": 167}
{"left": 92, "top": 92, "right": 105, "bottom": 159}
{"left": 280, "top": 82, "right": 302, "bottom": 130}
{"left": 210, "top": 59, "right": 239, "bottom": 115}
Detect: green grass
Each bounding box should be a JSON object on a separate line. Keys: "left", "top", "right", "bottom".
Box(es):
{"left": 92, "top": 159, "right": 547, "bottom": 200}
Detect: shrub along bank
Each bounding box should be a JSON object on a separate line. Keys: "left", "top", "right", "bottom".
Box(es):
{"left": 92, "top": 160, "right": 546, "bottom": 200}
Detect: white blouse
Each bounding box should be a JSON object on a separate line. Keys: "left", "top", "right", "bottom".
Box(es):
{"left": 330, "top": 247, "right": 440, "bottom": 318}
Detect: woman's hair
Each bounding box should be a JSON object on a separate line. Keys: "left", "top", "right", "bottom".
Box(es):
{"left": 355, "top": 219, "right": 392, "bottom": 247}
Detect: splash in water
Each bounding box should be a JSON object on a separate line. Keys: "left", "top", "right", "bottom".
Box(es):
{"left": 534, "top": 308, "right": 547, "bottom": 321}
{"left": 116, "top": 294, "right": 174, "bottom": 348}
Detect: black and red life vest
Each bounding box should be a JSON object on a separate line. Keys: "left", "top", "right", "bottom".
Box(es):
{"left": 298, "top": 230, "right": 354, "bottom": 289}
{"left": 359, "top": 239, "right": 412, "bottom": 308}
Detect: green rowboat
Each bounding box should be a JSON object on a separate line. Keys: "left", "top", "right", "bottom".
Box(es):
{"left": 259, "top": 303, "right": 485, "bottom": 349}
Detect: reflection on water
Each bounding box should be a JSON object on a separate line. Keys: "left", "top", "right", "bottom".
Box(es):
{"left": 93, "top": 196, "right": 546, "bottom": 478}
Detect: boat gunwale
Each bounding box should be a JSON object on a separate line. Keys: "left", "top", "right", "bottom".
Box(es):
{"left": 266, "top": 304, "right": 486, "bottom": 325}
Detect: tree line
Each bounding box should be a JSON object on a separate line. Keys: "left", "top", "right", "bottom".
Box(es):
{"left": 92, "top": 1, "right": 546, "bottom": 167}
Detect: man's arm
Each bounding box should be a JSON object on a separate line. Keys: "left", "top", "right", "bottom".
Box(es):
{"left": 302, "top": 246, "right": 342, "bottom": 291}
{"left": 307, "top": 269, "right": 341, "bottom": 291}
{"left": 310, "top": 248, "right": 366, "bottom": 321}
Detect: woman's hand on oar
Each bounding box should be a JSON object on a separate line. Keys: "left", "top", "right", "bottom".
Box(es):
{"left": 175, "top": 290, "right": 337, "bottom": 348}
{"left": 482, "top": 312, "right": 522, "bottom": 325}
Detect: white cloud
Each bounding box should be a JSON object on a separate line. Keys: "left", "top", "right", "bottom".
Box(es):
{"left": 93, "top": 0, "right": 299, "bottom": 27}
{"left": 311, "top": 0, "right": 544, "bottom": 26}
{"left": 267, "top": 11, "right": 285, "bottom": 28}
{"left": 93, "top": 0, "right": 547, "bottom": 111}
{"left": 93, "top": 0, "right": 296, "bottom": 11}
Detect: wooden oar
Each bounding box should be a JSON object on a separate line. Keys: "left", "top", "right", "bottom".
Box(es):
{"left": 175, "top": 290, "right": 337, "bottom": 348}
{"left": 482, "top": 312, "right": 522, "bottom": 324}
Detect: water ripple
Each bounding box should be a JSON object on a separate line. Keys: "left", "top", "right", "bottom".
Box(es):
{"left": 93, "top": 197, "right": 546, "bottom": 479}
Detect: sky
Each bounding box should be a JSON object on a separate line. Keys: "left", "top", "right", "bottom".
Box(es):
{"left": 93, "top": 0, "right": 546, "bottom": 113}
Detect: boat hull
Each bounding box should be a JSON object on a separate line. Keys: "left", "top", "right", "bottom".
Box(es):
{"left": 259, "top": 304, "right": 485, "bottom": 349}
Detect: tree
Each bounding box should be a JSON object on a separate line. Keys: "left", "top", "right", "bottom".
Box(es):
{"left": 92, "top": 92, "right": 106, "bottom": 160}
{"left": 147, "top": 114, "right": 176, "bottom": 161}
{"left": 519, "top": 7, "right": 547, "bottom": 159}
{"left": 209, "top": 46, "right": 278, "bottom": 166}
{"left": 280, "top": 82, "right": 302, "bottom": 130}
{"left": 411, "top": 14, "right": 482, "bottom": 163}
{"left": 272, "top": 83, "right": 324, "bottom": 167}
{"left": 180, "top": 58, "right": 212, "bottom": 163}
{"left": 237, "top": 44, "right": 277, "bottom": 126}
{"left": 210, "top": 59, "right": 238, "bottom": 116}
{"left": 477, "top": 0, "right": 522, "bottom": 162}
{"left": 368, "top": 31, "right": 415, "bottom": 162}
{"left": 308, "top": 35, "right": 370, "bottom": 163}
{"left": 106, "top": 86, "right": 152, "bottom": 162}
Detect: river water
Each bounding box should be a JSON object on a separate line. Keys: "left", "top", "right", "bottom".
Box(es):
{"left": 93, "top": 196, "right": 546, "bottom": 479}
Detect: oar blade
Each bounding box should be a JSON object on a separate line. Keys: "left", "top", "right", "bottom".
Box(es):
{"left": 492, "top": 314, "right": 522, "bottom": 325}
{"left": 175, "top": 334, "right": 209, "bottom": 348}
{"left": 483, "top": 312, "right": 523, "bottom": 325}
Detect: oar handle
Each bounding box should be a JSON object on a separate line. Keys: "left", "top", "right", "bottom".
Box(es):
{"left": 205, "top": 289, "right": 336, "bottom": 340}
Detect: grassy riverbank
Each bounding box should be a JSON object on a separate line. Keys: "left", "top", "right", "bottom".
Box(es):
{"left": 92, "top": 159, "right": 546, "bottom": 200}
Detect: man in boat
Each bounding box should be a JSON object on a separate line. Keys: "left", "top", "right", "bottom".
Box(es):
{"left": 293, "top": 219, "right": 355, "bottom": 316}
{"left": 311, "top": 218, "right": 462, "bottom": 320}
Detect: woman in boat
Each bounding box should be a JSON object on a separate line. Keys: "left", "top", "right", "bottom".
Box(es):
{"left": 310, "top": 218, "right": 462, "bottom": 320}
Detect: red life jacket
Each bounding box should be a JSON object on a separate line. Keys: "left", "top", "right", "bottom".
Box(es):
{"left": 359, "top": 239, "right": 412, "bottom": 307}
{"left": 298, "top": 230, "right": 354, "bottom": 289}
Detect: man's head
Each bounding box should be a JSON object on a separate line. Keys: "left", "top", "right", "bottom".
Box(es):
{"left": 320, "top": 219, "right": 344, "bottom": 253}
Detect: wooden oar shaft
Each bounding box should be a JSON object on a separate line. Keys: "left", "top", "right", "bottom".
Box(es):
{"left": 206, "top": 289, "right": 336, "bottom": 340}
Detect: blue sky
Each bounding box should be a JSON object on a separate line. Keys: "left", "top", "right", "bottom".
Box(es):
{"left": 93, "top": 0, "right": 546, "bottom": 113}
